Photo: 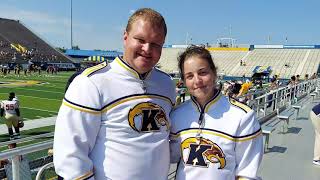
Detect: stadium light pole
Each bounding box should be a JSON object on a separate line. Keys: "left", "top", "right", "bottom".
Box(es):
{"left": 71, "top": 0, "right": 73, "bottom": 49}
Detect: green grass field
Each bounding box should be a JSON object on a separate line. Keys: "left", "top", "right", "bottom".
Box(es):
{"left": 0, "top": 71, "right": 73, "bottom": 145}
{"left": 0, "top": 72, "right": 73, "bottom": 122}
{"left": 0, "top": 71, "right": 178, "bottom": 143}
{"left": 0, "top": 71, "right": 74, "bottom": 176}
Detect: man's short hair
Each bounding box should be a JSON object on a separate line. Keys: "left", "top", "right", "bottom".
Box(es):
{"left": 126, "top": 8, "right": 167, "bottom": 36}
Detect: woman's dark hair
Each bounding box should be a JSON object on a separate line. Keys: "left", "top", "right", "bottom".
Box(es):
{"left": 178, "top": 45, "right": 217, "bottom": 80}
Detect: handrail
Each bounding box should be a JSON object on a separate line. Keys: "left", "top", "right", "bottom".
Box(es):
{"left": 35, "top": 162, "right": 54, "bottom": 180}
{"left": 0, "top": 78, "right": 318, "bottom": 179}
{"left": 0, "top": 140, "right": 53, "bottom": 160}
{"left": 0, "top": 132, "right": 54, "bottom": 147}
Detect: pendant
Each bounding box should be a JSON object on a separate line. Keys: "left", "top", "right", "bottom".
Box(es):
{"left": 196, "top": 131, "right": 202, "bottom": 145}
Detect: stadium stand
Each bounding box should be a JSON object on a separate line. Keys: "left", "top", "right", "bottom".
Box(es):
{"left": 300, "top": 49, "right": 320, "bottom": 77}
{"left": 210, "top": 50, "right": 248, "bottom": 75}
{"left": 0, "top": 18, "right": 72, "bottom": 64}
{"left": 237, "top": 49, "right": 309, "bottom": 79}
{"left": 158, "top": 48, "right": 184, "bottom": 73}
{"left": 158, "top": 47, "right": 319, "bottom": 79}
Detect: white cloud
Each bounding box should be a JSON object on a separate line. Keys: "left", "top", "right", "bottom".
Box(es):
{"left": 129, "top": 9, "right": 135, "bottom": 15}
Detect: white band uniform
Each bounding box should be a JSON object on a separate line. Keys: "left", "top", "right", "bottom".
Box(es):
{"left": 54, "top": 57, "right": 176, "bottom": 180}
{"left": 170, "top": 91, "right": 263, "bottom": 180}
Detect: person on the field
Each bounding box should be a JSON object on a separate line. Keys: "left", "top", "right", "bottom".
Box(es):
{"left": 1, "top": 92, "right": 21, "bottom": 140}
{"left": 170, "top": 45, "right": 263, "bottom": 180}
{"left": 54, "top": 8, "right": 175, "bottom": 180}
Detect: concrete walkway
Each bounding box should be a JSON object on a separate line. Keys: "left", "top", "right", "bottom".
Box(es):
{"left": 257, "top": 99, "right": 320, "bottom": 180}
{"left": 0, "top": 116, "right": 56, "bottom": 135}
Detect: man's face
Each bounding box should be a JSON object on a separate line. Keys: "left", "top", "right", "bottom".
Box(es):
{"left": 123, "top": 19, "right": 165, "bottom": 74}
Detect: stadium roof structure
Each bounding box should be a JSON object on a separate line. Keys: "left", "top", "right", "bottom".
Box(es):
{"left": 65, "top": 49, "right": 123, "bottom": 58}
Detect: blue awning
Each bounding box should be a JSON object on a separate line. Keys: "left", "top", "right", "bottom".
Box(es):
{"left": 252, "top": 66, "right": 272, "bottom": 74}
{"left": 65, "top": 49, "right": 123, "bottom": 58}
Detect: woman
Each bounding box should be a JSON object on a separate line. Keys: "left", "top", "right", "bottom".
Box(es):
{"left": 170, "top": 45, "right": 263, "bottom": 180}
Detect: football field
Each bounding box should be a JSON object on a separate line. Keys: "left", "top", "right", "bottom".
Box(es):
{"left": 0, "top": 71, "right": 73, "bottom": 143}
{"left": 0, "top": 71, "right": 72, "bottom": 120}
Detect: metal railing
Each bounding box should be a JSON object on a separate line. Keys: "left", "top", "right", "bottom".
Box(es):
{"left": 0, "top": 78, "right": 319, "bottom": 179}
{"left": 0, "top": 140, "right": 53, "bottom": 180}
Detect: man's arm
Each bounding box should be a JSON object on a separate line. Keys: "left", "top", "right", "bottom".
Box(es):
{"left": 0, "top": 102, "right": 3, "bottom": 117}
{"left": 15, "top": 108, "right": 20, "bottom": 117}
{"left": 235, "top": 111, "right": 263, "bottom": 179}
{"left": 54, "top": 75, "right": 101, "bottom": 180}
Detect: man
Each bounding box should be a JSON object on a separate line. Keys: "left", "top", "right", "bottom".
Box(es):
{"left": 310, "top": 103, "right": 320, "bottom": 166}
{"left": 1, "top": 92, "right": 21, "bottom": 140}
{"left": 54, "top": 8, "right": 176, "bottom": 180}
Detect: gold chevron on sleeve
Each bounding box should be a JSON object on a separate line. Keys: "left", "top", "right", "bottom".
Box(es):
{"left": 82, "top": 61, "right": 108, "bottom": 77}
{"left": 63, "top": 99, "right": 101, "bottom": 115}
{"left": 229, "top": 98, "right": 252, "bottom": 113}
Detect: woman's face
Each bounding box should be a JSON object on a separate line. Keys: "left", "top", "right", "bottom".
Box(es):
{"left": 183, "top": 56, "right": 216, "bottom": 105}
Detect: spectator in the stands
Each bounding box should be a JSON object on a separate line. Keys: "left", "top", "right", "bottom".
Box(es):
{"left": 311, "top": 73, "right": 317, "bottom": 79}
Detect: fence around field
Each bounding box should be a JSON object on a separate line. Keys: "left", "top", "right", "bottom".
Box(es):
{"left": 0, "top": 78, "right": 319, "bottom": 179}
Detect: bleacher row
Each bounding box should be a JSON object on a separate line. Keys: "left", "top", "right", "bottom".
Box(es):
{"left": 0, "top": 18, "right": 71, "bottom": 64}
{"left": 159, "top": 48, "right": 320, "bottom": 79}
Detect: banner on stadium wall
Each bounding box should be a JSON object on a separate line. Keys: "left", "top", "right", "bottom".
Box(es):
{"left": 207, "top": 47, "right": 249, "bottom": 51}
{"left": 163, "top": 45, "right": 172, "bottom": 48}
{"left": 254, "top": 45, "right": 283, "bottom": 49}
{"left": 10, "top": 43, "right": 28, "bottom": 53}
{"left": 48, "top": 63, "right": 76, "bottom": 69}
{"left": 252, "top": 66, "right": 272, "bottom": 74}
{"left": 283, "top": 45, "right": 315, "bottom": 49}
{"left": 171, "top": 45, "right": 188, "bottom": 48}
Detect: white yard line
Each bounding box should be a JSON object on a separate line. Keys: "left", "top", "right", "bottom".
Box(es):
{"left": 20, "top": 107, "right": 58, "bottom": 113}
{"left": 16, "top": 87, "right": 65, "bottom": 94}
{"left": 0, "top": 93, "right": 61, "bottom": 101}
{"left": 42, "top": 84, "right": 65, "bottom": 89}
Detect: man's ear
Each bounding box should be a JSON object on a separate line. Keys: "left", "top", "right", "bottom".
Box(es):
{"left": 123, "top": 31, "right": 128, "bottom": 41}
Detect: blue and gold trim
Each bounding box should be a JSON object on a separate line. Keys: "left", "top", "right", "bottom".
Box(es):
{"left": 190, "top": 89, "right": 222, "bottom": 113}
{"left": 63, "top": 94, "right": 173, "bottom": 114}
{"left": 63, "top": 98, "right": 101, "bottom": 115}
{"left": 229, "top": 98, "right": 252, "bottom": 113}
{"left": 81, "top": 61, "right": 108, "bottom": 77}
{"left": 171, "top": 128, "right": 262, "bottom": 142}
{"left": 236, "top": 175, "right": 255, "bottom": 180}
{"left": 101, "top": 93, "right": 174, "bottom": 113}
{"left": 75, "top": 170, "right": 94, "bottom": 180}
{"left": 115, "top": 56, "right": 152, "bottom": 80}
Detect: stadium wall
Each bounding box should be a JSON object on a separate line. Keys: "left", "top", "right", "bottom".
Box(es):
{"left": 207, "top": 47, "right": 249, "bottom": 51}
{"left": 253, "top": 44, "right": 320, "bottom": 49}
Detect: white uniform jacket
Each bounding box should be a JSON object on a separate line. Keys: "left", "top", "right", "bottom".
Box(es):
{"left": 54, "top": 57, "right": 176, "bottom": 180}
{"left": 170, "top": 91, "right": 263, "bottom": 180}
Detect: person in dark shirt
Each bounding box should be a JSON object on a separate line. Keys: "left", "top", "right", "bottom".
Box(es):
{"left": 64, "top": 70, "right": 83, "bottom": 92}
